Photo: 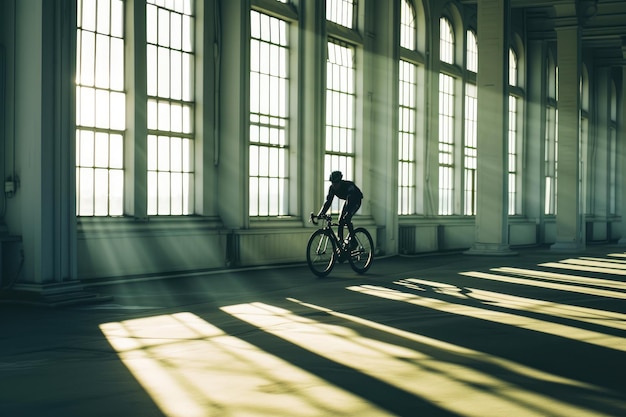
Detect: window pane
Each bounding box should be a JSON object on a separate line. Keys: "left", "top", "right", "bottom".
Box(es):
{"left": 325, "top": 39, "right": 356, "bottom": 214}
{"left": 438, "top": 73, "right": 455, "bottom": 215}
{"left": 147, "top": 1, "right": 195, "bottom": 216}
{"left": 398, "top": 60, "right": 417, "bottom": 215}
{"left": 464, "top": 83, "right": 477, "bottom": 215}
{"left": 76, "top": 0, "right": 125, "bottom": 216}
{"left": 249, "top": 10, "right": 290, "bottom": 216}
{"left": 508, "top": 95, "right": 518, "bottom": 215}
{"left": 400, "top": 0, "right": 416, "bottom": 50}
{"left": 327, "top": 0, "right": 356, "bottom": 29}
{"left": 467, "top": 30, "right": 477, "bottom": 73}
{"left": 440, "top": 18, "right": 454, "bottom": 64}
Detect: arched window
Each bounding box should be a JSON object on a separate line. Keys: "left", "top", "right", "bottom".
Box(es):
{"left": 544, "top": 53, "right": 558, "bottom": 215}
{"left": 398, "top": 0, "right": 418, "bottom": 214}
{"left": 438, "top": 17, "right": 456, "bottom": 214}
{"left": 466, "top": 30, "right": 477, "bottom": 73}
{"left": 508, "top": 48, "right": 519, "bottom": 215}
{"left": 463, "top": 29, "right": 478, "bottom": 215}
{"left": 440, "top": 17, "right": 454, "bottom": 64}
{"left": 609, "top": 80, "right": 617, "bottom": 215}
{"left": 327, "top": 0, "right": 356, "bottom": 29}
{"left": 400, "top": 0, "right": 416, "bottom": 50}
{"left": 581, "top": 65, "right": 590, "bottom": 215}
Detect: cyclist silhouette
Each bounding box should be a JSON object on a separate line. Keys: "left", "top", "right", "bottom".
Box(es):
{"left": 316, "top": 171, "right": 363, "bottom": 248}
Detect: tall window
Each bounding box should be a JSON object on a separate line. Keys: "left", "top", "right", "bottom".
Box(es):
{"left": 438, "top": 17, "right": 455, "bottom": 215}
{"left": 508, "top": 49, "right": 518, "bottom": 215}
{"left": 325, "top": 40, "right": 356, "bottom": 213}
{"left": 400, "top": 0, "right": 416, "bottom": 50}
{"left": 545, "top": 60, "right": 558, "bottom": 215}
{"left": 508, "top": 95, "right": 518, "bottom": 214}
{"left": 581, "top": 67, "right": 590, "bottom": 214}
{"left": 466, "top": 30, "right": 477, "bottom": 73}
{"left": 609, "top": 81, "right": 617, "bottom": 215}
{"left": 439, "top": 17, "right": 454, "bottom": 65}
{"left": 249, "top": 10, "right": 289, "bottom": 216}
{"left": 146, "top": 0, "right": 195, "bottom": 215}
{"left": 463, "top": 30, "right": 477, "bottom": 215}
{"left": 76, "top": 0, "right": 125, "bottom": 216}
{"left": 398, "top": 61, "right": 417, "bottom": 215}
{"left": 327, "top": 0, "right": 356, "bottom": 28}
{"left": 464, "top": 84, "right": 477, "bottom": 216}
{"left": 439, "top": 73, "right": 455, "bottom": 215}
{"left": 398, "top": 0, "right": 417, "bottom": 215}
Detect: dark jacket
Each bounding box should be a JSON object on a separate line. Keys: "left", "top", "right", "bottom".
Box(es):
{"left": 319, "top": 180, "right": 363, "bottom": 216}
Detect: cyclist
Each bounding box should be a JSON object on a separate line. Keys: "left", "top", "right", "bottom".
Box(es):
{"left": 316, "top": 171, "right": 363, "bottom": 249}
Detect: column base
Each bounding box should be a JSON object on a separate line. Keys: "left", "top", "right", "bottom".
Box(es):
{"left": 0, "top": 281, "right": 112, "bottom": 308}
{"left": 464, "top": 243, "right": 518, "bottom": 256}
{"left": 550, "top": 241, "right": 586, "bottom": 252}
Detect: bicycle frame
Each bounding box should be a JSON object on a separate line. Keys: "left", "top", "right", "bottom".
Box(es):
{"left": 307, "top": 212, "right": 374, "bottom": 277}
{"left": 315, "top": 215, "right": 345, "bottom": 251}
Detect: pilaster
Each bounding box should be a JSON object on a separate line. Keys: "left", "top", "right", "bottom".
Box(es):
{"left": 550, "top": 21, "right": 584, "bottom": 252}
{"left": 466, "top": 0, "right": 515, "bottom": 256}
{"left": 618, "top": 66, "right": 626, "bottom": 245}
{"left": 7, "top": 0, "right": 108, "bottom": 305}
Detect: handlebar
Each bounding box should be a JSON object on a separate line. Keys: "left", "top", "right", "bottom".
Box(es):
{"left": 309, "top": 212, "right": 332, "bottom": 225}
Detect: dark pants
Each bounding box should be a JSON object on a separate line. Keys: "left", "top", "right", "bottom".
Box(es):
{"left": 338, "top": 199, "right": 361, "bottom": 241}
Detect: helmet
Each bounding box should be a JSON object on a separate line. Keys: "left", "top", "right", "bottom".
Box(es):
{"left": 329, "top": 171, "right": 343, "bottom": 182}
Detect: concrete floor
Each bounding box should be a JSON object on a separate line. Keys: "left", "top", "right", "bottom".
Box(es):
{"left": 1, "top": 244, "right": 625, "bottom": 417}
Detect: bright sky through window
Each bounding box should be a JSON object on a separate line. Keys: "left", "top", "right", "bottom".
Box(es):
{"left": 146, "top": 0, "right": 195, "bottom": 216}
{"left": 76, "top": 0, "right": 125, "bottom": 216}
{"left": 249, "top": 10, "right": 289, "bottom": 216}
{"left": 326, "top": 0, "right": 356, "bottom": 29}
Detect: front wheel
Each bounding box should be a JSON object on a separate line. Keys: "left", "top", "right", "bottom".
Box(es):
{"left": 306, "top": 229, "right": 336, "bottom": 277}
{"left": 348, "top": 228, "right": 374, "bottom": 274}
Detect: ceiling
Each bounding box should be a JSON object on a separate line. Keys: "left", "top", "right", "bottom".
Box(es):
{"left": 459, "top": 0, "right": 626, "bottom": 66}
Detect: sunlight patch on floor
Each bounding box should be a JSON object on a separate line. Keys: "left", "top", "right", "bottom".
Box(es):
{"left": 222, "top": 302, "right": 614, "bottom": 417}
{"left": 394, "top": 278, "right": 626, "bottom": 331}
{"left": 491, "top": 266, "right": 626, "bottom": 291}
{"left": 539, "top": 261, "right": 626, "bottom": 276}
{"left": 347, "top": 284, "right": 626, "bottom": 352}
{"left": 100, "top": 312, "right": 393, "bottom": 417}
{"left": 286, "top": 297, "right": 607, "bottom": 391}
{"left": 463, "top": 270, "right": 626, "bottom": 299}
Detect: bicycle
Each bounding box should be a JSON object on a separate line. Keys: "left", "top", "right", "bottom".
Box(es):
{"left": 306, "top": 213, "right": 374, "bottom": 277}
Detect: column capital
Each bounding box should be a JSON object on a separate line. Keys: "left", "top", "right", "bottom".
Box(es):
{"left": 553, "top": 0, "right": 597, "bottom": 26}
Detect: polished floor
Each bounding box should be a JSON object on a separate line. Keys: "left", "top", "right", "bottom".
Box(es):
{"left": 1, "top": 244, "right": 625, "bottom": 417}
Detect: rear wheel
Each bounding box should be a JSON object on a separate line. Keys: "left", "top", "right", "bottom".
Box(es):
{"left": 348, "top": 228, "right": 374, "bottom": 274}
{"left": 306, "top": 229, "right": 336, "bottom": 277}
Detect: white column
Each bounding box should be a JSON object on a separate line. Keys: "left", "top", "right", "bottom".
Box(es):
{"left": 217, "top": 0, "right": 249, "bottom": 230}
{"left": 618, "top": 66, "right": 626, "bottom": 245}
{"left": 301, "top": 0, "right": 326, "bottom": 222}
{"left": 466, "top": 0, "right": 515, "bottom": 255}
{"left": 551, "top": 23, "right": 584, "bottom": 251}
{"left": 15, "top": 0, "right": 78, "bottom": 291}
{"left": 368, "top": 0, "right": 397, "bottom": 255}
